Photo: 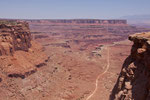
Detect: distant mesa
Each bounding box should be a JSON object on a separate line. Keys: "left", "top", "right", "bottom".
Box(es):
{"left": 26, "top": 19, "right": 127, "bottom": 25}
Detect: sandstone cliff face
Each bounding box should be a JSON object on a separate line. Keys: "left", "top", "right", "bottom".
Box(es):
{"left": 111, "top": 32, "right": 150, "bottom": 100}
{"left": 0, "top": 20, "right": 47, "bottom": 80}
{"left": 0, "top": 21, "right": 31, "bottom": 56}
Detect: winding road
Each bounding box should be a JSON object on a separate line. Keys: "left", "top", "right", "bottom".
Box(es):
{"left": 86, "top": 47, "right": 110, "bottom": 100}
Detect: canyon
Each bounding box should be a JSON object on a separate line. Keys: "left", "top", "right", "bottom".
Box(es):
{"left": 0, "top": 19, "right": 150, "bottom": 100}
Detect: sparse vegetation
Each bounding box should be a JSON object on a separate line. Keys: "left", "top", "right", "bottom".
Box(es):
{"left": 0, "top": 20, "right": 18, "bottom": 25}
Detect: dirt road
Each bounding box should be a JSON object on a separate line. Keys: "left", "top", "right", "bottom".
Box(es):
{"left": 86, "top": 47, "right": 110, "bottom": 100}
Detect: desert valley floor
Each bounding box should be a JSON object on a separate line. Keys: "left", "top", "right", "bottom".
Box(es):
{"left": 27, "top": 20, "right": 136, "bottom": 100}
{"left": 0, "top": 19, "right": 150, "bottom": 100}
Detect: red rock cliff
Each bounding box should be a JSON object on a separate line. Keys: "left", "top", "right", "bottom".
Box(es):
{"left": 0, "top": 21, "right": 31, "bottom": 56}
{"left": 0, "top": 20, "right": 47, "bottom": 80}
{"left": 111, "top": 32, "right": 150, "bottom": 100}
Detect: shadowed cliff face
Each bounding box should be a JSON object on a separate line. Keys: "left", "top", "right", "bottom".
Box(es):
{"left": 111, "top": 32, "right": 150, "bottom": 100}
{"left": 0, "top": 22, "right": 31, "bottom": 56}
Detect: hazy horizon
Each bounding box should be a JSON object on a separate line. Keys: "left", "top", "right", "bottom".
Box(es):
{"left": 0, "top": 0, "right": 150, "bottom": 19}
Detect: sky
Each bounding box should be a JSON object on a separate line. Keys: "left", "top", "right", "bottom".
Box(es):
{"left": 0, "top": 0, "right": 150, "bottom": 19}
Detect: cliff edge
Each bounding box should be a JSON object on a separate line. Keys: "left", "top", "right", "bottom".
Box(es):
{"left": 0, "top": 21, "right": 31, "bottom": 55}
{"left": 0, "top": 20, "right": 47, "bottom": 80}
{"left": 111, "top": 32, "right": 150, "bottom": 100}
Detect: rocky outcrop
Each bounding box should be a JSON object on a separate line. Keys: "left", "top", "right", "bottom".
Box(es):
{"left": 111, "top": 32, "right": 150, "bottom": 100}
{"left": 0, "top": 20, "right": 48, "bottom": 81}
{"left": 0, "top": 21, "right": 31, "bottom": 56}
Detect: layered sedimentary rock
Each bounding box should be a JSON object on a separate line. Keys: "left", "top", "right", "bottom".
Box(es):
{"left": 27, "top": 19, "right": 127, "bottom": 25}
{"left": 111, "top": 32, "right": 150, "bottom": 100}
{"left": 0, "top": 21, "right": 31, "bottom": 56}
{"left": 0, "top": 20, "right": 47, "bottom": 80}
{"left": 28, "top": 19, "right": 150, "bottom": 53}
